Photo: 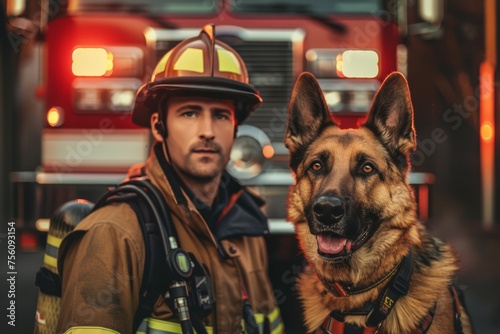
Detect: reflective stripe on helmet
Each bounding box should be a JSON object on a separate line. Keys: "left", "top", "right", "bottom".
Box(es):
{"left": 152, "top": 50, "right": 173, "bottom": 81}
{"left": 153, "top": 47, "right": 242, "bottom": 79}
{"left": 174, "top": 48, "right": 204, "bottom": 73}
{"left": 217, "top": 49, "right": 242, "bottom": 74}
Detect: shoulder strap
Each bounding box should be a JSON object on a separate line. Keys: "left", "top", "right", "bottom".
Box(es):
{"left": 95, "top": 176, "right": 213, "bottom": 334}
{"left": 94, "top": 178, "right": 175, "bottom": 332}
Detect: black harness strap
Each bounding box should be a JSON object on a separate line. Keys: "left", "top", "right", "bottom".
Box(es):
{"left": 35, "top": 266, "right": 62, "bottom": 296}
{"left": 450, "top": 284, "right": 464, "bottom": 334}
{"left": 365, "top": 251, "right": 413, "bottom": 327}
{"left": 155, "top": 143, "right": 188, "bottom": 206}
{"left": 321, "top": 252, "right": 414, "bottom": 332}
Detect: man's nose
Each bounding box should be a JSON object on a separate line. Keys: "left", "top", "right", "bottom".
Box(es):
{"left": 198, "top": 113, "right": 215, "bottom": 140}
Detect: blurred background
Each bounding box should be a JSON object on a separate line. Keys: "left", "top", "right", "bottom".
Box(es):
{"left": 1, "top": 0, "right": 499, "bottom": 333}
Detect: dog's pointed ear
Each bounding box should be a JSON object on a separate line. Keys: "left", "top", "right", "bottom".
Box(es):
{"left": 363, "top": 72, "right": 416, "bottom": 159}
{"left": 285, "top": 72, "right": 336, "bottom": 158}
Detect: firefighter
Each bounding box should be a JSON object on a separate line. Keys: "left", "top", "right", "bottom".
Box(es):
{"left": 56, "top": 24, "right": 284, "bottom": 334}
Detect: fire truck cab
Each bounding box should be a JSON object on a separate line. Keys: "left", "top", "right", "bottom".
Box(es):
{"left": 9, "top": 0, "right": 439, "bottom": 247}
{"left": 5, "top": 0, "right": 443, "bottom": 330}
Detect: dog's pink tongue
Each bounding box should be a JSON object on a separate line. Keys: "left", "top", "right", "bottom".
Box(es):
{"left": 317, "top": 235, "right": 347, "bottom": 254}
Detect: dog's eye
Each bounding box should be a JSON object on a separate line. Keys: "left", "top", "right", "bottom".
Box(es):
{"left": 310, "top": 161, "right": 322, "bottom": 172}
{"left": 360, "top": 163, "right": 375, "bottom": 175}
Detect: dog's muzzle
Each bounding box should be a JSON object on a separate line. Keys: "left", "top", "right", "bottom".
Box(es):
{"left": 313, "top": 195, "right": 345, "bottom": 225}
{"left": 310, "top": 194, "right": 358, "bottom": 260}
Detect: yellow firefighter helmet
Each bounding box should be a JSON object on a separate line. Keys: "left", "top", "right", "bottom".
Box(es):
{"left": 132, "top": 24, "right": 262, "bottom": 127}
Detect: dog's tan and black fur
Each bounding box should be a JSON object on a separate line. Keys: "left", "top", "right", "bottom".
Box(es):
{"left": 285, "top": 72, "right": 473, "bottom": 333}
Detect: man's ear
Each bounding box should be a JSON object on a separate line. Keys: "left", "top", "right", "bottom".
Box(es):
{"left": 362, "top": 72, "right": 416, "bottom": 159}
{"left": 150, "top": 113, "right": 166, "bottom": 141}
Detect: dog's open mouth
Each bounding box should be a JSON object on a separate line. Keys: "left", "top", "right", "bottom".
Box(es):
{"left": 316, "top": 233, "right": 352, "bottom": 260}
{"left": 317, "top": 234, "right": 352, "bottom": 255}
{"left": 316, "top": 227, "right": 371, "bottom": 261}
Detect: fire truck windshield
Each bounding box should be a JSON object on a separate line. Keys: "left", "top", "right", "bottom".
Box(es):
{"left": 233, "top": 0, "right": 382, "bottom": 14}
{"left": 70, "top": 0, "right": 382, "bottom": 15}
{"left": 70, "top": 0, "right": 219, "bottom": 14}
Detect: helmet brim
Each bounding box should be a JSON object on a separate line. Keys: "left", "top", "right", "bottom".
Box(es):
{"left": 132, "top": 76, "right": 262, "bottom": 127}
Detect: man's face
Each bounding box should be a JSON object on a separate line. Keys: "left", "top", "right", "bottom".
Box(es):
{"left": 162, "top": 96, "right": 236, "bottom": 182}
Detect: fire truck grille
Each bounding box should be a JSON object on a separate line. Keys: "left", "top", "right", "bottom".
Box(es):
{"left": 231, "top": 42, "right": 293, "bottom": 143}
{"left": 155, "top": 39, "right": 294, "bottom": 143}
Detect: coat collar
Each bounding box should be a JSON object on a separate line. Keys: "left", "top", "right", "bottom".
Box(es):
{"left": 141, "top": 143, "right": 269, "bottom": 241}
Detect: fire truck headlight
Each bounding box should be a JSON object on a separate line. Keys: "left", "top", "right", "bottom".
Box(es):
{"left": 73, "top": 78, "right": 142, "bottom": 113}
{"left": 306, "top": 49, "right": 336, "bottom": 78}
{"left": 323, "top": 89, "right": 376, "bottom": 113}
{"left": 227, "top": 125, "right": 271, "bottom": 180}
{"left": 306, "top": 49, "right": 379, "bottom": 79}
{"left": 318, "top": 79, "right": 379, "bottom": 114}
{"left": 74, "top": 88, "right": 102, "bottom": 111}
{"left": 47, "top": 106, "right": 64, "bottom": 127}
{"left": 109, "top": 89, "right": 135, "bottom": 111}
{"left": 324, "top": 91, "right": 343, "bottom": 111}
{"left": 349, "top": 90, "right": 375, "bottom": 112}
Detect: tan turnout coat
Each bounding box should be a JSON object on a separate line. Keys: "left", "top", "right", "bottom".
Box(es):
{"left": 56, "top": 148, "right": 281, "bottom": 333}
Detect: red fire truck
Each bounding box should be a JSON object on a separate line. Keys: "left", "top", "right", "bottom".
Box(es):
{"left": 9, "top": 0, "right": 440, "bottom": 241}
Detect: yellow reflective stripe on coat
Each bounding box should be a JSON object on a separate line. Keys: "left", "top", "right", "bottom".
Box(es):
{"left": 44, "top": 234, "right": 63, "bottom": 269}
{"left": 137, "top": 318, "right": 213, "bottom": 334}
{"left": 253, "top": 307, "right": 284, "bottom": 334}
{"left": 63, "top": 326, "right": 120, "bottom": 333}
{"left": 268, "top": 307, "right": 284, "bottom": 334}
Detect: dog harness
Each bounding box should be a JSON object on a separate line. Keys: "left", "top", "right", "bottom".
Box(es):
{"left": 319, "top": 251, "right": 467, "bottom": 334}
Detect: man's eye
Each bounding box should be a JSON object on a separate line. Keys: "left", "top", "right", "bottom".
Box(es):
{"left": 182, "top": 111, "right": 196, "bottom": 118}
{"left": 215, "top": 113, "right": 230, "bottom": 120}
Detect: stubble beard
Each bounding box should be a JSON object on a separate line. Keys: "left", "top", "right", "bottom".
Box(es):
{"left": 178, "top": 153, "right": 226, "bottom": 184}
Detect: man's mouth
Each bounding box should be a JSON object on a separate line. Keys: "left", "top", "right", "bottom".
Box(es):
{"left": 194, "top": 149, "right": 217, "bottom": 153}
{"left": 192, "top": 147, "right": 219, "bottom": 155}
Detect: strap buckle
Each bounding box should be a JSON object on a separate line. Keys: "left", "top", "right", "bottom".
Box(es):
{"left": 392, "top": 275, "right": 410, "bottom": 296}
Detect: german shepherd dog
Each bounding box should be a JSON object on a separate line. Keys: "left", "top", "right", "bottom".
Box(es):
{"left": 284, "top": 72, "right": 473, "bottom": 333}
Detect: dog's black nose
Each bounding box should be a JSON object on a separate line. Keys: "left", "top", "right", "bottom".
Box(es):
{"left": 313, "top": 195, "right": 345, "bottom": 225}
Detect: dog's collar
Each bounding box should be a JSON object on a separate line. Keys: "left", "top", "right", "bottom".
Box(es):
{"left": 320, "top": 259, "right": 401, "bottom": 298}
{"left": 322, "top": 251, "right": 414, "bottom": 329}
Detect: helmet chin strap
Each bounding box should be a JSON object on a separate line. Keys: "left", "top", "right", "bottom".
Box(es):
{"left": 161, "top": 139, "right": 174, "bottom": 166}
{"left": 155, "top": 100, "right": 174, "bottom": 165}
